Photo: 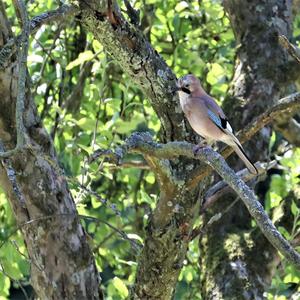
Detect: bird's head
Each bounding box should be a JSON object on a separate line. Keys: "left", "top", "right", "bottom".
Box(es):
{"left": 176, "top": 74, "right": 202, "bottom": 95}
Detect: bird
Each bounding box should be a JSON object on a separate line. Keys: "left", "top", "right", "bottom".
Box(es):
{"left": 176, "top": 74, "right": 258, "bottom": 175}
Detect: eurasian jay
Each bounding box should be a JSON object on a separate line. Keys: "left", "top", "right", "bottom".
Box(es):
{"left": 176, "top": 74, "right": 258, "bottom": 175}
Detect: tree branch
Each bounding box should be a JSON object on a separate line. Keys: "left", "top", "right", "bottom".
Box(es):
{"left": 30, "top": 4, "right": 79, "bottom": 34}
{"left": 91, "top": 91, "right": 300, "bottom": 189}
{"left": 0, "top": 142, "right": 27, "bottom": 209}
{"left": 0, "top": 0, "right": 29, "bottom": 158}
{"left": 275, "top": 117, "right": 300, "bottom": 147}
{"left": 1, "top": 0, "right": 67, "bottom": 157}
{"left": 279, "top": 35, "right": 300, "bottom": 64}
{"left": 201, "top": 160, "right": 277, "bottom": 213}
{"left": 113, "top": 132, "right": 300, "bottom": 268}
{"left": 73, "top": 0, "right": 187, "bottom": 142}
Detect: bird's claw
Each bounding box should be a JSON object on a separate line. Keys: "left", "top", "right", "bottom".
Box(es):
{"left": 193, "top": 146, "right": 201, "bottom": 156}
{"left": 193, "top": 142, "right": 208, "bottom": 156}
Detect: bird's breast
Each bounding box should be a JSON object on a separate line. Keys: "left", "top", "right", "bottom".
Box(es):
{"left": 178, "top": 93, "right": 224, "bottom": 141}
{"left": 179, "top": 91, "right": 191, "bottom": 113}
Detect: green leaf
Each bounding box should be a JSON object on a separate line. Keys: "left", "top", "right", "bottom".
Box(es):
{"left": 278, "top": 226, "right": 291, "bottom": 240}
{"left": 0, "top": 273, "right": 10, "bottom": 297}
{"left": 77, "top": 118, "right": 97, "bottom": 131}
{"left": 77, "top": 144, "right": 92, "bottom": 155}
{"left": 206, "top": 63, "right": 225, "bottom": 85}
{"left": 139, "top": 190, "right": 153, "bottom": 205}
{"left": 175, "top": 1, "right": 189, "bottom": 12}
{"left": 291, "top": 201, "right": 299, "bottom": 217}
{"left": 145, "top": 173, "right": 155, "bottom": 184}
{"left": 92, "top": 39, "right": 103, "bottom": 53}
{"left": 127, "top": 233, "right": 143, "bottom": 244}
{"left": 112, "top": 277, "right": 128, "bottom": 298}
{"left": 66, "top": 51, "right": 94, "bottom": 70}
{"left": 269, "top": 192, "right": 282, "bottom": 208}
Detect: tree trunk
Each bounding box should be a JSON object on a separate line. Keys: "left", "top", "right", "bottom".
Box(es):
{"left": 0, "top": 5, "right": 102, "bottom": 299}
{"left": 199, "top": 1, "right": 293, "bottom": 299}
{"left": 73, "top": 1, "right": 210, "bottom": 298}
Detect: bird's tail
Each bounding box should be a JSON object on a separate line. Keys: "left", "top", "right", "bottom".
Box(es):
{"left": 231, "top": 142, "right": 258, "bottom": 175}
{"left": 222, "top": 129, "right": 258, "bottom": 175}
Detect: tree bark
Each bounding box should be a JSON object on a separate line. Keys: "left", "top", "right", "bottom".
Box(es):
{"left": 199, "top": 1, "right": 294, "bottom": 299}
{"left": 72, "top": 1, "right": 210, "bottom": 298}
{"left": 0, "top": 4, "right": 102, "bottom": 299}
{"left": 69, "top": 0, "right": 300, "bottom": 298}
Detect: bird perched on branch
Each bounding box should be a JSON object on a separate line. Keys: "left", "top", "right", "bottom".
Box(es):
{"left": 176, "top": 74, "right": 258, "bottom": 175}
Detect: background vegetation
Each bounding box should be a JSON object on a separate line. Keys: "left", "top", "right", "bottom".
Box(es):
{"left": 0, "top": 0, "right": 300, "bottom": 299}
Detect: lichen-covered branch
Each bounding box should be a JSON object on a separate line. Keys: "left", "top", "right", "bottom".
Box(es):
{"left": 13, "top": 0, "right": 29, "bottom": 148}
{"left": 73, "top": 0, "right": 188, "bottom": 142}
{"left": 0, "top": 142, "right": 27, "bottom": 209}
{"left": 30, "top": 4, "right": 79, "bottom": 34}
{"left": 121, "top": 132, "right": 300, "bottom": 268}
{"left": 62, "top": 0, "right": 300, "bottom": 297}
{"left": 92, "top": 91, "right": 300, "bottom": 190}
{"left": 201, "top": 160, "right": 277, "bottom": 213}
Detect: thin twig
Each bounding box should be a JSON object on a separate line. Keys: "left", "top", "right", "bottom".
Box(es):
{"left": 191, "top": 197, "right": 240, "bottom": 240}
{"left": 22, "top": 213, "right": 142, "bottom": 251}
{"left": 69, "top": 179, "right": 122, "bottom": 217}
{"left": 201, "top": 160, "right": 277, "bottom": 213}
{"left": 108, "top": 160, "right": 150, "bottom": 170}
{"left": 279, "top": 35, "right": 300, "bottom": 64}
{"left": 0, "top": 212, "right": 142, "bottom": 260}
{"left": 30, "top": 4, "right": 79, "bottom": 35}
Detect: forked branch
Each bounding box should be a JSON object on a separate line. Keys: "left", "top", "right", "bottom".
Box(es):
{"left": 117, "top": 132, "right": 300, "bottom": 269}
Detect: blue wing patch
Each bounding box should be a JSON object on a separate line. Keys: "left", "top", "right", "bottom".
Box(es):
{"left": 207, "top": 109, "right": 222, "bottom": 129}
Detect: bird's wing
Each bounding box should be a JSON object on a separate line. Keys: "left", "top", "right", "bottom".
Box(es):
{"left": 200, "top": 94, "right": 233, "bottom": 134}
{"left": 191, "top": 95, "right": 258, "bottom": 174}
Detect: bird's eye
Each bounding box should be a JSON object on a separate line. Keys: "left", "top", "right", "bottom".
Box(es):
{"left": 181, "top": 84, "right": 191, "bottom": 94}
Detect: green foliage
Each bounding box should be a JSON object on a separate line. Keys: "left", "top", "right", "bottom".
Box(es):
{"left": 266, "top": 147, "right": 300, "bottom": 299}
{"left": 0, "top": 0, "right": 300, "bottom": 299}
{"left": 0, "top": 191, "right": 30, "bottom": 298}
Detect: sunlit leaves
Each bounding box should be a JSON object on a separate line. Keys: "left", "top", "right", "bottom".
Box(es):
{"left": 147, "top": 0, "right": 234, "bottom": 98}
{"left": 0, "top": 273, "right": 10, "bottom": 298}
{"left": 66, "top": 51, "right": 94, "bottom": 70}
{"left": 266, "top": 148, "right": 300, "bottom": 299}
{"left": 107, "top": 277, "right": 129, "bottom": 299}
{"left": 206, "top": 62, "right": 226, "bottom": 85}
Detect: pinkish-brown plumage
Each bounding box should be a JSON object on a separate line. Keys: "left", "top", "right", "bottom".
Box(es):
{"left": 177, "top": 74, "right": 257, "bottom": 175}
